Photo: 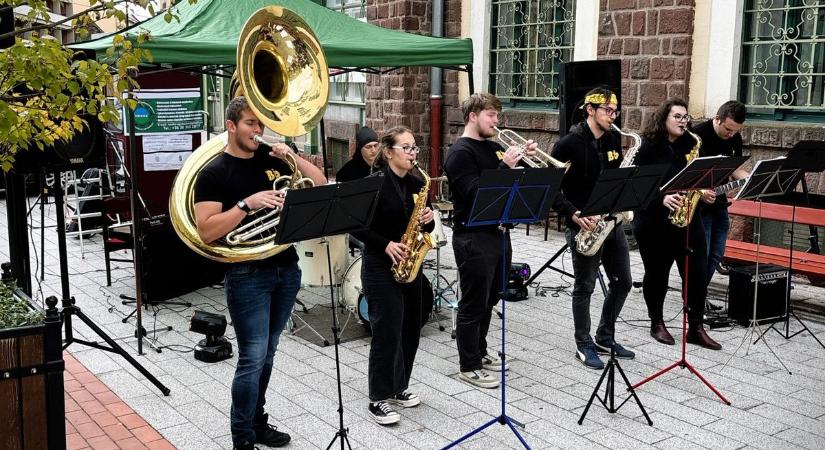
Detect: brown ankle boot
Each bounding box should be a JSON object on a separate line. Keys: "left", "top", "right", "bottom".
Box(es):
{"left": 687, "top": 326, "right": 722, "bottom": 350}
{"left": 650, "top": 321, "right": 675, "bottom": 345}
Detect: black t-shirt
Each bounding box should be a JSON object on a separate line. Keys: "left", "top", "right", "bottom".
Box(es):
{"left": 692, "top": 119, "right": 743, "bottom": 208}
{"left": 634, "top": 133, "right": 696, "bottom": 223}
{"left": 194, "top": 146, "right": 298, "bottom": 265}
{"left": 443, "top": 137, "right": 510, "bottom": 233}
{"left": 352, "top": 166, "right": 435, "bottom": 264}
{"left": 550, "top": 121, "right": 623, "bottom": 229}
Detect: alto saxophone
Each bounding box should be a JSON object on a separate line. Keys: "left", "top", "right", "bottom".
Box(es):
{"left": 668, "top": 129, "right": 702, "bottom": 227}
{"left": 392, "top": 162, "right": 436, "bottom": 283}
{"left": 574, "top": 124, "right": 641, "bottom": 256}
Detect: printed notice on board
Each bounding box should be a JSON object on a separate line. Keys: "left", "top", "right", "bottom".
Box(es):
{"left": 142, "top": 134, "right": 193, "bottom": 171}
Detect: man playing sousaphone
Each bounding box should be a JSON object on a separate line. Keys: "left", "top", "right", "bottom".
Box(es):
{"left": 550, "top": 88, "right": 635, "bottom": 370}
{"left": 194, "top": 96, "right": 326, "bottom": 449}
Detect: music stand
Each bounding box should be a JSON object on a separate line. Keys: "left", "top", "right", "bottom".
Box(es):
{"left": 275, "top": 175, "right": 383, "bottom": 450}
{"left": 632, "top": 155, "right": 747, "bottom": 405}
{"left": 444, "top": 167, "right": 562, "bottom": 450}
{"left": 720, "top": 156, "right": 798, "bottom": 373}
{"left": 577, "top": 164, "right": 668, "bottom": 426}
{"left": 757, "top": 145, "right": 825, "bottom": 349}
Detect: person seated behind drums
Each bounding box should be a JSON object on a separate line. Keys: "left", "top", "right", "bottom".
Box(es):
{"left": 336, "top": 126, "right": 379, "bottom": 252}
{"left": 193, "top": 96, "right": 327, "bottom": 450}
{"left": 336, "top": 126, "right": 379, "bottom": 182}
{"left": 351, "top": 126, "right": 435, "bottom": 425}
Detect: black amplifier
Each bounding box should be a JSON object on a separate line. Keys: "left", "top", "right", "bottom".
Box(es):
{"left": 727, "top": 264, "right": 787, "bottom": 325}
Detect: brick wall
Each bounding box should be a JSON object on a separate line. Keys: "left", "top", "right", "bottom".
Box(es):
{"left": 598, "top": 0, "right": 696, "bottom": 133}
{"left": 365, "top": 0, "right": 433, "bottom": 166}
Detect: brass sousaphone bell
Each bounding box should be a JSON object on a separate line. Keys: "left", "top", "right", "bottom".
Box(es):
{"left": 169, "top": 7, "right": 329, "bottom": 262}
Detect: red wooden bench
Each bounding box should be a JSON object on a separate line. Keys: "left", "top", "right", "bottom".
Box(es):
{"left": 724, "top": 200, "right": 825, "bottom": 279}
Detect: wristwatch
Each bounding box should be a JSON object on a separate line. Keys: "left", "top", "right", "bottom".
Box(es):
{"left": 236, "top": 199, "right": 251, "bottom": 213}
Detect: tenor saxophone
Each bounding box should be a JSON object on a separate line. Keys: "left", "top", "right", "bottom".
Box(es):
{"left": 392, "top": 162, "right": 436, "bottom": 283}
{"left": 574, "top": 124, "right": 641, "bottom": 256}
{"left": 668, "top": 129, "right": 703, "bottom": 227}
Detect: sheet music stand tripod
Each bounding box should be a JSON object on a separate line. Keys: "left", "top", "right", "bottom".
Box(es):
{"left": 723, "top": 156, "right": 799, "bottom": 373}
{"left": 756, "top": 144, "right": 825, "bottom": 349}
{"left": 276, "top": 176, "right": 383, "bottom": 450}
{"left": 443, "top": 167, "right": 562, "bottom": 450}
{"left": 632, "top": 155, "right": 748, "bottom": 405}
{"left": 576, "top": 164, "right": 668, "bottom": 425}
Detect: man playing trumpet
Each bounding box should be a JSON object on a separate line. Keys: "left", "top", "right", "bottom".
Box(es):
{"left": 444, "top": 92, "right": 537, "bottom": 388}
{"left": 193, "top": 96, "right": 326, "bottom": 450}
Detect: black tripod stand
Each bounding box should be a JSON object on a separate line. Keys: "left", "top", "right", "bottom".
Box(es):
{"left": 51, "top": 170, "right": 170, "bottom": 395}
{"left": 573, "top": 165, "right": 666, "bottom": 425}
{"left": 274, "top": 176, "right": 382, "bottom": 450}
{"left": 755, "top": 144, "right": 825, "bottom": 349}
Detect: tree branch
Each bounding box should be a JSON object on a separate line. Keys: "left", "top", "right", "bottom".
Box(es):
{"left": 0, "top": 0, "right": 135, "bottom": 40}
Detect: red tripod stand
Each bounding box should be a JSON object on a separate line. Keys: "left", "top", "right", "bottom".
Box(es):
{"left": 632, "top": 212, "right": 730, "bottom": 405}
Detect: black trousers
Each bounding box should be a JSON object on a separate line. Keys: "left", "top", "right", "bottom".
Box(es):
{"left": 452, "top": 229, "right": 511, "bottom": 372}
{"left": 633, "top": 215, "right": 708, "bottom": 326}
{"left": 361, "top": 251, "right": 432, "bottom": 402}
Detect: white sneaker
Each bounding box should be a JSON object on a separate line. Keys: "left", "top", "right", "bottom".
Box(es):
{"left": 459, "top": 369, "right": 499, "bottom": 389}
{"left": 481, "top": 353, "right": 509, "bottom": 371}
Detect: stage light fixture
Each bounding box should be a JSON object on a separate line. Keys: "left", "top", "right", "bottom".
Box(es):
{"left": 504, "top": 262, "right": 531, "bottom": 301}
{"left": 190, "top": 310, "right": 233, "bottom": 363}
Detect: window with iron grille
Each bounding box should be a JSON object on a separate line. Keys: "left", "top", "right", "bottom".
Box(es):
{"left": 489, "top": 0, "right": 576, "bottom": 108}
{"left": 739, "top": 0, "right": 825, "bottom": 121}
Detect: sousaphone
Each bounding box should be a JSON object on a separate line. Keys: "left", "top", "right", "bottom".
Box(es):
{"left": 169, "top": 6, "right": 329, "bottom": 262}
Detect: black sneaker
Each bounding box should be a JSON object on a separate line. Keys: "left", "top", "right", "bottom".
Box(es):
{"left": 233, "top": 442, "right": 258, "bottom": 450}
{"left": 369, "top": 401, "right": 401, "bottom": 425}
{"left": 387, "top": 390, "right": 420, "bottom": 408}
{"left": 575, "top": 343, "right": 605, "bottom": 370}
{"left": 253, "top": 413, "right": 290, "bottom": 448}
{"left": 594, "top": 340, "right": 636, "bottom": 359}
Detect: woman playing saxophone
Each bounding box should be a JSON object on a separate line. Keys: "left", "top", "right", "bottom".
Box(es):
{"left": 351, "top": 126, "right": 435, "bottom": 426}
{"left": 631, "top": 99, "right": 722, "bottom": 351}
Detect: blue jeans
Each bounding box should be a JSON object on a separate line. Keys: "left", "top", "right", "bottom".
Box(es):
{"left": 225, "top": 261, "right": 301, "bottom": 446}
{"left": 700, "top": 206, "right": 729, "bottom": 286}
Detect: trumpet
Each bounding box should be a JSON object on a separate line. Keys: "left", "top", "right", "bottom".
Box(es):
{"left": 494, "top": 126, "right": 570, "bottom": 171}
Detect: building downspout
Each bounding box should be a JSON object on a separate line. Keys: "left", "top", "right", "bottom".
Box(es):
{"left": 430, "top": 0, "right": 445, "bottom": 186}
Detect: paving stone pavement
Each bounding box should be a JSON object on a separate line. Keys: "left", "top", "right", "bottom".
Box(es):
{"left": 3, "top": 197, "right": 825, "bottom": 449}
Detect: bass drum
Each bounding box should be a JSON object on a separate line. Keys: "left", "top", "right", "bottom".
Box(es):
{"left": 340, "top": 256, "right": 370, "bottom": 329}
{"left": 295, "top": 234, "right": 348, "bottom": 286}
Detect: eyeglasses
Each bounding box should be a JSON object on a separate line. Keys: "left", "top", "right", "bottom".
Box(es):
{"left": 392, "top": 145, "right": 420, "bottom": 154}
{"left": 598, "top": 106, "right": 620, "bottom": 118}
{"left": 671, "top": 113, "right": 692, "bottom": 122}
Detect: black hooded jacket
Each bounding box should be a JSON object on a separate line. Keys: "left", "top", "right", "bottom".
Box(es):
{"left": 550, "top": 121, "right": 623, "bottom": 230}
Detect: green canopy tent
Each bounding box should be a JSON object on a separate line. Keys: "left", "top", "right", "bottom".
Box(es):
{"left": 68, "top": 0, "right": 473, "bottom": 362}
{"left": 70, "top": 0, "right": 473, "bottom": 71}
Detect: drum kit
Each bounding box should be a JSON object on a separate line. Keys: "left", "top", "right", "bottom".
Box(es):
{"left": 291, "top": 206, "right": 452, "bottom": 334}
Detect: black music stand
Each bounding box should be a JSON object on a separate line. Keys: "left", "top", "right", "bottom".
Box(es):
{"left": 444, "top": 167, "right": 562, "bottom": 450}
{"left": 577, "top": 164, "right": 667, "bottom": 426}
{"left": 632, "top": 155, "right": 747, "bottom": 405}
{"left": 722, "top": 156, "right": 799, "bottom": 372}
{"left": 755, "top": 146, "right": 825, "bottom": 349}
{"left": 276, "top": 175, "right": 383, "bottom": 450}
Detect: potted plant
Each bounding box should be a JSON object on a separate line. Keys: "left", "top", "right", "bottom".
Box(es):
{"left": 0, "top": 263, "right": 65, "bottom": 450}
